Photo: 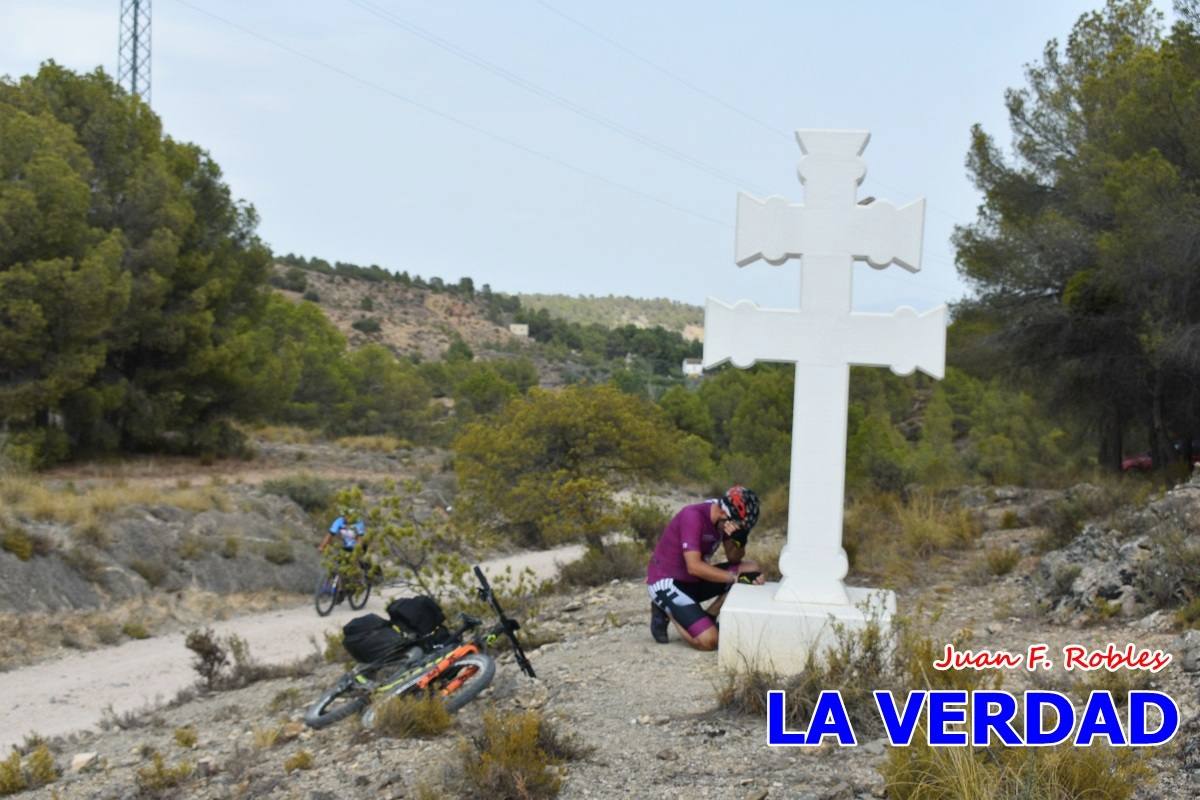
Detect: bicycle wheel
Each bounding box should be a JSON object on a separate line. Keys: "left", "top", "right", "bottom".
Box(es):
{"left": 314, "top": 573, "right": 338, "bottom": 617}
{"left": 348, "top": 578, "right": 371, "bottom": 610}
{"left": 304, "top": 675, "right": 369, "bottom": 729}
{"left": 437, "top": 652, "right": 496, "bottom": 713}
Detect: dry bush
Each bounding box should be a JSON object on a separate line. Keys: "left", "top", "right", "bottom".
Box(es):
{"left": 0, "top": 752, "right": 24, "bottom": 796}
{"left": 881, "top": 738, "right": 1147, "bottom": 800}
{"left": 984, "top": 546, "right": 1021, "bottom": 577}
{"left": 135, "top": 752, "right": 193, "bottom": 794}
{"left": 123, "top": 620, "right": 151, "bottom": 640}
{"left": 335, "top": 435, "right": 410, "bottom": 452}
{"left": 177, "top": 534, "right": 205, "bottom": 560}
{"left": 252, "top": 725, "right": 281, "bottom": 750}
{"left": 0, "top": 478, "right": 226, "bottom": 527}
{"left": 556, "top": 542, "right": 647, "bottom": 588}
{"left": 1, "top": 526, "right": 34, "bottom": 560}
{"left": 254, "top": 426, "right": 318, "bottom": 444}
{"left": 269, "top": 688, "right": 302, "bottom": 713}
{"left": 173, "top": 727, "right": 197, "bottom": 748}
{"left": 185, "top": 628, "right": 228, "bottom": 690}
{"left": 220, "top": 534, "right": 239, "bottom": 559}
{"left": 283, "top": 749, "right": 314, "bottom": 772}
{"left": 261, "top": 473, "right": 333, "bottom": 514}
{"left": 999, "top": 509, "right": 1021, "bottom": 529}
{"left": 372, "top": 695, "right": 452, "bottom": 739}
{"left": 130, "top": 558, "right": 168, "bottom": 587}
{"left": 452, "top": 710, "right": 587, "bottom": 799}
{"left": 844, "top": 491, "right": 980, "bottom": 585}
{"left": 262, "top": 539, "right": 294, "bottom": 565}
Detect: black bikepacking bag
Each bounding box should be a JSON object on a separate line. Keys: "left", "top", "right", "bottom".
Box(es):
{"left": 342, "top": 613, "right": 411, "bottom": 664}
{"left": 386, "top": 596, "right": 445, "bottom": 637}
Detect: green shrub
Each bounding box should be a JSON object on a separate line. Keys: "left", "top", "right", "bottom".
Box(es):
{"left": 24, "top": 746, "right": 56, "bottom": 788}
{"left": 984, "top": 547, "right": 1021, "bottom": 576}
{"left": 173, "top": 727, "right": 197, "bottom": 748}
{"left": 0, "top": 751, "right": 25, "bottom": 795}
{"left": 999, "top": 509, "right": 1020, "bottom": 529}
{"left": 1176, "top": 597, "right": 1200, "bottom": 629}
{"left": 352, "top": 317, "right": 382, "bottom": 334}
{"left": 130, "top": 558, "right": 168, "bottom": 586}
{"left": 372, "top": 695, "right": 452, "bottom": 739}
{"left": 221, "top": 535, "right": 240, "bottom": 559}
{"left": 557, "top": 542, "right": 647, "bottom": 588}
{"left": 263, "top": 540, "right": 294, "bottom": 565}
{"left": 359, "top": 296, "right": 375, "bottom": 311}
{"left": 136, "top": 752, "right": 193, "bottom": 793}
{"left": 1, "top": 526, "right": 34, "bottom": 561}
{"left": 284, "top": 750, "right": 314, "bottom": 772}
{"left": 457, "top": 710, "right": 586, "bottom": 799}
{"left": 302, "top": 289, "right": 321, "bottom": 302}
{"left": 623, "top": 499, "right": 669, "bottom": 546}
{"left": 123, "top": 620, "right": 151, "bottom": 640}
{"left": 262, "top": 474, "right": 333, "bottom": 513}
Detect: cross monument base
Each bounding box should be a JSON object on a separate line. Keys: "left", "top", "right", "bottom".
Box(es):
{"left": 716, "top": 583, "right": 896, "bottom": 674}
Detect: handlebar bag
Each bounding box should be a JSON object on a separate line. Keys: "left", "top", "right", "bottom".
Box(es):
{"left": 342, "top": 613, "right": 410, "bottom": 664}
{"left": 386, "top": 596, "right": 446, "bottom": 637}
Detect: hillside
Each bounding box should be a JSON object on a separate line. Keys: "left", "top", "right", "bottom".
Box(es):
{"left": 8, "top": 482, "right": 1200, "bottom": 798}
{"left": 518, "top": 293, "right": 704, "bottom": 341}
{"left": 269, "top": 265, "right": 527, "bottom": 362}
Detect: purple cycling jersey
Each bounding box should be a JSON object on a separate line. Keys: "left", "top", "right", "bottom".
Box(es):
{"left": 646, "top": 502, "right": 721, "bottom": 583}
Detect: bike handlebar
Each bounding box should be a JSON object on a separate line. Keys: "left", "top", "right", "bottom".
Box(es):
{"left": 473, "top": 565, "right": 537, "bottom": 679}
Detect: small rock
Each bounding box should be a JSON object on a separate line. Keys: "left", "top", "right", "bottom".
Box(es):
{"left": 70, "top": 752, "right": 98, "bottom": 773}
{"left": 1175, "top": 630, "right": 1200, "bottom": 672}
{"left": 563, "top": 601, "right": 584, "bottom": 613}
{"left": 655, "top": 749, "right": 678, "bottom": 761}
{"left": 862, "top": 738, "right": 886, "bottom": 756}
{"left": 195, "top": 757, "right": 218, "bottom": 777}
{"left": 280, "top": 721, "right": 305, "bottom": 742}
{"left": 745, "top": 790, "right": 769, "bottom": 800}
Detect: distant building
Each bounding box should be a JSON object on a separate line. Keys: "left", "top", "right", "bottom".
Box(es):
{"left": 682, "top": 358, "right": 704, "bottom": 378}
{"left": 508, "top": 324, "right": 529, "bottom": 338}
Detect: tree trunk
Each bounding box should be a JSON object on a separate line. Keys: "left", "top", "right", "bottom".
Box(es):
{"left": 1149, "top": 370, "right": 1171, "bottom": 470}
{"left": 1099, "top": 405, "right": 1125, "bottom": 472}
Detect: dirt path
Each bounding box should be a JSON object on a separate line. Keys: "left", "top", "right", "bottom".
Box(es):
{"left": 0, "top": 544, "right": 586, "bottom": 752}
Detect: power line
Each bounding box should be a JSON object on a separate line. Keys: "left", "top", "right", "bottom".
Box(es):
{"left": 533, "top": 0, "right": 969, "bottom": 230}
{"left": 168, "top": 0, "right": 729, "bottom": 228}
{"left": 344, "top": 0, "right": 770, "bottom": 195}
{"left": 167, "top": 1, "right": 958, "bottom": 300}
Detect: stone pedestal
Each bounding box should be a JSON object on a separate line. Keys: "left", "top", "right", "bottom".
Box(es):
{"left": 716, "top": 582, "right": 896, "bottom": 674}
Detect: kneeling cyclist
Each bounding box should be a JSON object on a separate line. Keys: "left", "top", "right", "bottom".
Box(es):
{"left": 646, "top": 486, "right": 763, "bottom": 651}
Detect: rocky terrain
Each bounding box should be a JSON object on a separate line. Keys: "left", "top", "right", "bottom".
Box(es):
{"left": 4, "top": 477, "right": 1199, "bottom": 799}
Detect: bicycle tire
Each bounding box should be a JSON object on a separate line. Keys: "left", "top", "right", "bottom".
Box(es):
{"left": 361, "top": 653, "right": 496, "bottom": 728}
{"left": 304, "top": 677, "right": 369, "bottom": 729}
{"left": 440, "top": 652, "right": 496, "bottom": 713}
{"left": 348, "top": 579, "right": 371, "bottom": 610}
{"left": 314, "top": 573, "right": 338, "bottom": 617}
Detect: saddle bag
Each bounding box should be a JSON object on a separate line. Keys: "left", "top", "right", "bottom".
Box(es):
{"left": 342, "top": 613, "right": 410, "bottom": 664}
{"left": 386, "top": 595, "right": 446, "bottom": 637}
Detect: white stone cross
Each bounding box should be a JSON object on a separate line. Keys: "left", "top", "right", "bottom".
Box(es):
{"left": 703, "top": 130, "right": 946, "bottom": 607}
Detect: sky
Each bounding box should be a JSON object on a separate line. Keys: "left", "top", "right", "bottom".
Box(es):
{"left": 0, "top": 1, "right": 1181, "bottom": 312}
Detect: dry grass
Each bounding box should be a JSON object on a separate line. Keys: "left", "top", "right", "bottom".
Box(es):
{"left": 173, "top": 727, "right": 197, "bottom": 749}
{"left": 983, "top": 546, "right": 1021, "bottom": 577}
{"left": 135, "top": 752, "right": 193, "bottom": 794}
{"left": 335, "top": 435, "right": 411, "bottom": 453}
{"left": 372, "top": 694, "right": 452, "bottom": 739}
{"left": 0, "top": 747, "right": 54, "bottom": 796}
{"left": 844, "top": 491, "right": 981, "bottom": 585}
{"left": 0, "top": 477, "right": 228, "bottom": 530}
{"left": 882, "top": 738, "right": 1147, "bottom": 800}
{"left": 252, "top": 725, "right": 282, "bottom": 750}
{"left": 283, "top": 749, "right": 314, "bottom": 773}
{"left": 253, "top": 425, "right": 319, "bottom": 444}
{"left": 453, "top": 710, "right": 587, "bottom": 800}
